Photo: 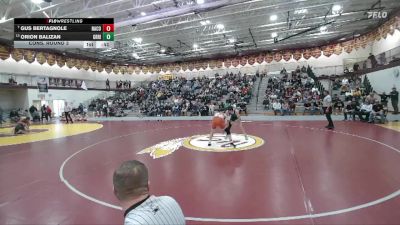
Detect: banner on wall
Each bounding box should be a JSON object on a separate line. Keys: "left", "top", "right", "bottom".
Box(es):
{"left": 36, "top": 77, "right": 49, "bottom": 93}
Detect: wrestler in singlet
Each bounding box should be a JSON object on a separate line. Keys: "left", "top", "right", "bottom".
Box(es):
{"left": 211, "top": 112, "right": 226, "bottom": 129}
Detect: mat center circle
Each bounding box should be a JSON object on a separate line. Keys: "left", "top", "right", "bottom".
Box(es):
{"left": 183, "top": 133, "right": 264, "bottom": 152}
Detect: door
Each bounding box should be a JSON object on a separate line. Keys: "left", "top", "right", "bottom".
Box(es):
{"left": 52, "top": 100, "right": 65, "bottom": 117}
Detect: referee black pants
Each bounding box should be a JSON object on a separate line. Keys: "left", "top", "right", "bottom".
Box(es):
{"left": 323, "top": 107, "right": 334, "bottom": 128}
{"left": 65, "top": 112, "right": 73, "bottom": 124}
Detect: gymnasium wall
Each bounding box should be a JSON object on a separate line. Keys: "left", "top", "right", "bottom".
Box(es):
{"left": 0, "top": 88, "right": 28, "bottom": 111}
{"left": 0, "top": 30, "right": 399, "bottom": 82}
{"left": 372, "top": 29, "right": 400, "bottom": 55}
{"left": 367, "top": 66, "right": 400, "bottom": 94}
{"left": 26, "top": 89, "right": 112, "bottom": 108}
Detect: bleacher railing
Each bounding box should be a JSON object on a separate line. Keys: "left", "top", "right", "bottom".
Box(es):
{"left": 0, "top": 73, "right": 147, "bottom": 90}
{"left": 312, "top": 46, "right": 400, "bottom": 76}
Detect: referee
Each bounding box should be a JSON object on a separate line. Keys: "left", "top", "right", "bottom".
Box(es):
{"left": 323, "top": 90, "right": 334, "bottom": 129}
{"left": 113, "top": 160, "right": 186, "bottom": 225}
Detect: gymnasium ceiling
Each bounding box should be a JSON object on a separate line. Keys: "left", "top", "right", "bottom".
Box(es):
{"left": 0, "top": 0, "right": 400, "bottom": 65}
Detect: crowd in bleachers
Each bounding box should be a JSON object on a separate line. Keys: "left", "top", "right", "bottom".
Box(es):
{"left": 259, "top": 65, "right": 397, "bottom": 123}
{"left": 328, "top": 72, "right": 398, "bottom": 123}
{"left": 2, "top": 65, "right": 395, "bottom": 125}
{"left": 262, "top": 66, "right": 323, "bottom": 115}
{"left": 89, "top": 73, "right": 255, "bottom": 117}
{"left": 89, "top": 97, "right": 129, "bottom": 117}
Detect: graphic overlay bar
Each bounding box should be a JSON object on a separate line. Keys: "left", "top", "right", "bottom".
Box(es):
{"left": 15, "top": 25, "right": 106, "bottom": 32}
{"left": 14, "top": 32, "right": 103, "bottom": 41}
{"left": 14, "top": 41, "right": 114, "bottom": 49}
{"left": 14, "top": 18, "right": 114, "bottom": 24}
{"left": 14, "top": 18, "right": 114, "bottom": 49}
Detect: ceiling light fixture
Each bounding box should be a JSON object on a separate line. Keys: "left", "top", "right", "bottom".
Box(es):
{"left": 31, "top": 0, "right": 44, "bottom": 4}
{"left": 132, "top": 53, "right": 139, "bottom": 58}
{"left": 294, "top": 9, "right": 308, "bottom": 14}
{"left": 229, "top": 38, "right": 235, "bottom": 43}
{"left": 133, "top": 37, "right": 143, "bottom": 43}
{"left": 270, "top": 14, "right": 278, "bottom": 21}
{"left": 140, "top": 12, "right": 146, "bottom": 16}
{"left": 332, "top": 4, "right": 342, "bottom": 14}
{"left": 271, "top": 32, "right": 278, "bottom": 38}
{"left": 193, "top": 43, "right": 199, "bottom": 49}
{"left": 196, "top": 0, "right": 205, "bottom": 4}
{"left": 205, "top": 20, "right": 211, "bottom": 24}
{"left": 200, "top": 21, "right": 207, "bottom": 25}
{"left": 216, "top": 24, "right": 224, "bottom": 29}
{"left": 160, "top": 48, "right": 166, "bottom": 53}
{"left": 320, "top": 26, "right": 327, "bottom": 32}
{"left": 0, "top": 17, "right": 6, "bottom": 23}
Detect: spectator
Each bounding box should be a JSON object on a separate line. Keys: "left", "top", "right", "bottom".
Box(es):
{"left": 113, "top": 160, "right": 185, "bottom": 225}
{"left": 332, "top": 94, "right": 344, "bottom": 115}
{"left": 288, "top": 100, "right": 296, "bottom": 115}
{"left": 353, "top": 63, "right": 359, "bottom": 72}
{"left": 365, "top": 92, "right": 377, "bottom": 104}
{"left": 46, "top": 105, "right": 52, "bottom": 120}
{"left": 353, "top": 88, "right": 362, "bottom": 100}
{"left": 280, "top": 67, "right": 287, "bottom": 74}
{"left": 390, "top": 87, "right": 398, "bottom": 114}
{"left": 343, "top": 100, "right": 356, "bottom": 121}
{"left": 106, "top": 79, "right": 110, "bottom": 90}
{"left": 303, "top": 100, "right": 312, "bottom": 115}
{"left": 9, "top": 109, "right": 20, "bottom": 123}
{"left": 369, "top": 101, "right": 385, "bottom": 124}
{"left": 41, "top": 104, "right": 48, "bottom": 122}
{"left": 0, "top": 106, "right": 4, "bottom": 126}
{"left": 281, "top": 101, "right": 289, "bottom": 116}
{"left": 358, "top": 100, "right": 373, "bottom": 122}
{"left": 368, "top": 53, "right": 378, "bottom": 68}
{"left": 272, "top": 100, "right": 281, "bottom": 115}
{"left": 263, "top": 98, "right": 270, "bottom": 110}
{"left": 8, "top": 76, "right": 17, "bottom": 85}
{"left": 390, "top": 56, "right": 400, "bottom": 63}
{"left": 379, "top": 91, "right": 389, "bottom": 107}
{"left": 29, "top": 105, "right": 40, "bottom": 122}
{"left": 209, "top": 103, "right": 215, "bottom": 116}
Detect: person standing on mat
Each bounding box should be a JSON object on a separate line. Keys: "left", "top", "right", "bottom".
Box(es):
{"left": 113, "top": 160, "right": 186, "bottom": 225}
{"left": 323, "top": 90, "right": 334, "bottom": 129}
{"left": 64, "top": 102, "right": 73, "bottom": 124}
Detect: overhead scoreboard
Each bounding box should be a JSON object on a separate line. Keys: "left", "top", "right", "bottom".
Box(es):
{"left": 14, "top": 18, "right": 114, "bottom": 49}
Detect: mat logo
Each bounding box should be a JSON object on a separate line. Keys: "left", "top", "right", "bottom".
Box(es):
{"left": 367, "top": 11, "right": 387, "bottom": 19}
{"left": 137, "top": 134, "right": 264, "bottom": 159}
{"left": 137, "top": 138, "right": 186, "bottom": 159}
{"left": 183, "top": 133, "right": 264, "bottom": 152}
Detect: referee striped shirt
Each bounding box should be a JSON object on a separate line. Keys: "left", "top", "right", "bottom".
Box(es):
{"left": 124, "top": 195, "right": 185, "bottom": 225}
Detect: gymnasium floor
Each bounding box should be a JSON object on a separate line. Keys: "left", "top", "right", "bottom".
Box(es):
{"left": 1, "top": 119, "right": 400, "bottom": 225}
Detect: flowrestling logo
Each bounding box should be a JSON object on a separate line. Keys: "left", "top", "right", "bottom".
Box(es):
{"left": 367, "top": 11, "right": 388, "bottom": 19}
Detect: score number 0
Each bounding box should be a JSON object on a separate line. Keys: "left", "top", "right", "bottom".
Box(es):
{"left": 103, "top": 24, "right": 114, "bottom": 32}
